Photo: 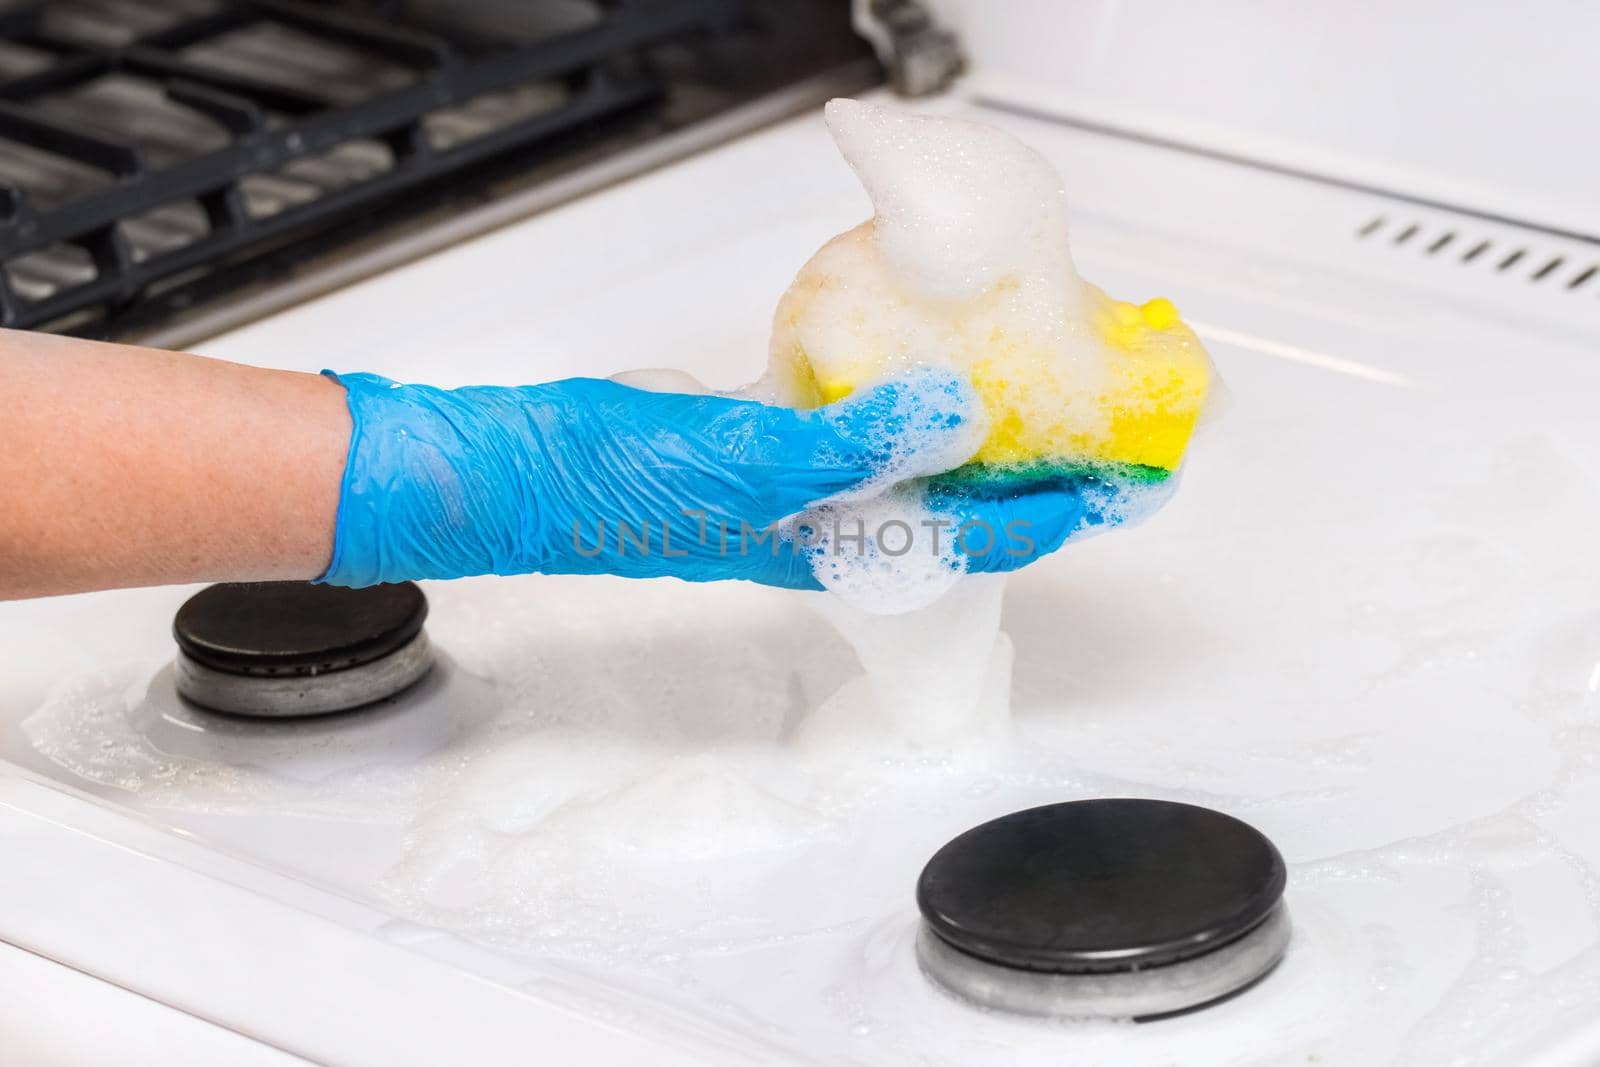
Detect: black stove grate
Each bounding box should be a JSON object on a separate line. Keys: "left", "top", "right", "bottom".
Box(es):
{"left": 0, "top": 0, "right": 738, "bottom": 333}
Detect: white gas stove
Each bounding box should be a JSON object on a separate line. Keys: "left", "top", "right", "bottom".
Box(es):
{"left": 6, "top": 4, "right": 1600, "bottom": 1065}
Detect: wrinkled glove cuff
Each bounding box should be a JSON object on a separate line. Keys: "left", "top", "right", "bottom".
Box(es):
{"left": 317, "top": 371, "right": 549, "bottom": 587}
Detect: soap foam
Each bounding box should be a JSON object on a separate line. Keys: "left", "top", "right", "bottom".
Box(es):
{"left": 801, "top": 486, "right": 968, "bottom": 615}
{"left": 748, "top": 100, "right": 1214, "bottom": 648}
{"left": 608, "top": 367, "right": 712, "bottom": 395}
{"left": 742, "top": 100, "right": 1216, "bottom": 740}
{"left": 759, "top": 100, "right": 1214, "bottom": 477}
{"left": 799, "top": 573, "right": 1013, "bottom": 752}
{"left": 821, "top": 98, "right": 1077, "bottom": 304}
{"left": 802, "top": 365, "right": 989, "bottom": 505}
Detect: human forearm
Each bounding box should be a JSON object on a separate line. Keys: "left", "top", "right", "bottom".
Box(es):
{"left": 0, "top": 329, "right": 348, "bottom": 599}
{"left": 0, "top": 328, "right": 1084, "bottom": 602}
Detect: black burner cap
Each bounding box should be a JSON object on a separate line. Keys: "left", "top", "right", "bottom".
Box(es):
{"left": 173, "top": 581, "right": 428, "bottom": 677}
{"left": 917, "top": 799, "right": 1286, "bottom": 974}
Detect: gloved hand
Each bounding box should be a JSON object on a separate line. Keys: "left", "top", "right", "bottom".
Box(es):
{"left": 318, "top": 369, "right": 1112, "bottom": 590}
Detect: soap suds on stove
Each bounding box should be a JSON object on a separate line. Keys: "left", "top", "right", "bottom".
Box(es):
{"left": 24, "top": 429, "right": 1600, "bottom": 1063}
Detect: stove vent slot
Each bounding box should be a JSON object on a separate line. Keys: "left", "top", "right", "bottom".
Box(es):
{"left": 1356, "top": 215, "right": 1600, "bottom": 293}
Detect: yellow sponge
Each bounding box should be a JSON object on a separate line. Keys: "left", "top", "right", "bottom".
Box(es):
{"left": 762, "top": 224, "right": 1213, "bottom": 475}
{"left": 776, "top": 287, "right": 1209, "bottom": 474}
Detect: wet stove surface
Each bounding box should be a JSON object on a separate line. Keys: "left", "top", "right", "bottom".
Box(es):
{"left": 4, "top": 96, "right": 1600, "bottom": 1064}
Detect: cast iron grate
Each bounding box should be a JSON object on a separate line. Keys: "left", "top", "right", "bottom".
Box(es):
{"left": 0, "top": 0, "right": 734, "bottom": 332}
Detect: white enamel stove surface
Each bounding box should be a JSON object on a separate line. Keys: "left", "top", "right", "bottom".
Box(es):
{"left": 5, "top": 91, "right": 1600, "bottom": 1066}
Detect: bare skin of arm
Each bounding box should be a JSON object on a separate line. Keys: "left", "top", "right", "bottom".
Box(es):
{"left": 0, "top": 328, "right": 350, "bottom": 600}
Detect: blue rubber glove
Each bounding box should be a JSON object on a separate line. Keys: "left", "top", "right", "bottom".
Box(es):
{"left": 319, "top": 370, "right": 1123, "bottom": 590}
{"left": 321, "top": 369, "right": 985, "bottom": 589}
